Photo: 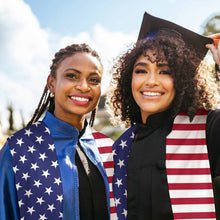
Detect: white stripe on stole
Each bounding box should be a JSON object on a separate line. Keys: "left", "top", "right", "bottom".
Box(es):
{"left": 93, "top": 132, "right": 117, "bottom": 219}
{"left": 166, "top": 111, "right": 216, "bottom": 219}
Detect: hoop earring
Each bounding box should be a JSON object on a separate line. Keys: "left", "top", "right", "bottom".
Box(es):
{"left": 50, "top": 92, "right": 54, "bottom": 98}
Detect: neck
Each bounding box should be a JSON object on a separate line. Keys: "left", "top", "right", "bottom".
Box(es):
{"left": 53, "top": 111, "right": 86, "bottom": 131}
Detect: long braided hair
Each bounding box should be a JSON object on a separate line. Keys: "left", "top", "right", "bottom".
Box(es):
{"left": 27, "top": 43, "right": 102, "bottom": 127}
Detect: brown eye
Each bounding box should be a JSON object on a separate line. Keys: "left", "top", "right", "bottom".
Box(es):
{"left": 159, "top": 70, "right": 171, "bottom": 75}
{"left": 66, "top": 73, "right": 77, "bottom": 79}
{"left": 89, "top": 77, "right": 101, "bottom": 85}
{"left": 135, "top": 69, "right": 147, "bottom": 74}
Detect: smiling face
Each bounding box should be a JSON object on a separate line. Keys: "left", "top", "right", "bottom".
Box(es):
{"left": 131, "top": 50, "right": 175, "bottom": 123}
{"left": 47, "top": 52, "right": 103, "bottom": 127}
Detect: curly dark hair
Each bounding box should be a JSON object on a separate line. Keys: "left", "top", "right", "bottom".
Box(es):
{"left": 107, "top": 29, "right": 220, "bottom": 127}
{"left": 27, "top": 43, "right": 102, "bottom": 127}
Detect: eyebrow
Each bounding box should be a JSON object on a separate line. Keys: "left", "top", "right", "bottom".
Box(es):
{"left": 134, "top": 62, "right": 169, "bottom": 68}
{"left": 64, "top": 68, "right": 102, "bottom": 77}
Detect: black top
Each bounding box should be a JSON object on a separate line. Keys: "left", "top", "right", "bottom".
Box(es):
{"left": 75, "top": 124, "right": 109, "bottom": 220}
{"left": 127, "top": 110, "right": 220, "bottom": 220}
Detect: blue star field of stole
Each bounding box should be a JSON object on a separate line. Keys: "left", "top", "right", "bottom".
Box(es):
{"left": 8, "top": 121, "right": 63, "bottom": 220}
{"left": 112, "top": 125, "right": 137, "bottom": 220}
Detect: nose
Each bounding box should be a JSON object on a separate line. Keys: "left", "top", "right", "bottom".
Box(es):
{"left": 146, "top": 72, "right": 159, "bottom": 87}
{"left": 75, "top": 79, "right": 90, "bottom": 92}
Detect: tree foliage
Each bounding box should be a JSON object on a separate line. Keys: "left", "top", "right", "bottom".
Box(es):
{"left": 202, "top": 14, "right": 220, "bottom": 35}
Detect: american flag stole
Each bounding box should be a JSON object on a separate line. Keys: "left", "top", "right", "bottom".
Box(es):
{"left": 8, "top": 121, "right": 64, "bottom": 220}
{"left": 92, "top": 131, "right": 117, "bottom": 219}
{"left": 166, "top": 109, "right": 216, "bottom": 219}
{"left": 8, "top": 122, "right": 117, "bottom": 220}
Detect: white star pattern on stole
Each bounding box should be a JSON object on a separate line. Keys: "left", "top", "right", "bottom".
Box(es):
{"left": 30, "top": 162, "right": 39, "bottom": 171}
{"left": 33, "top": 121, "right": 41, "bottom": 127}
{"left": 13, "top": 165, "right": 19, "bottom": 173}
{"left": 51, "top": 160, "right": 59, "bottom": 168}
{"left": 18, "top": 199, "right": 24, "bottom": 207}
{"left": 119, "top": 140, "right": 127, "bottom": 149}
{"left": 57, "top": 195, "right": 63, "bottom": 202}
{"left": 34, "top": 180, "right": 42, "bottom": 188}
{"left": 16, "top": 138, "right": 24, "bottom": 146}
{"left": 114, "top": 198, "right": 121, "bottom": 207}
{"left": 24, "top": 189, "right": 33, "bottom": 198}
{"left": 45, "top": 187, "right": 53, "bottom": 195}
{"left": 54, "top": 177, "right": 62, "bottom": 185}
{"left": 19, "top": 155, "right": 27, "bottom": 163}
{"left": 47, "top": 204, "right": 55, "bottom": 212}
{"left": 113, "top": 125, "right": 137, "bottom": 220}
{"left": 36, "top": 197, "right": 45, "bottom": 205}
{"left": 27, "top": 206, "right": 35, "bottom": 215}
{"left": 122, "top": 209, "right": 127, "bottom": 217}
{"left": 8, "top": 122, "right": 63, "bottom": 219}
{"left": 39, "top": 153, "right": 48, "bottom": 161}
{"left": 42, "top": 170, "right": 50, "bottom": 178}
{"left": 22, "top": 172, "right": 30, "bottom": 180}
{"left": 24, "top": 129, "right": 33, "bottom": 136}
{"left": 115, "top": 178, "right": 123, "bottom": 187}
{"left": 10, "top": 148, "right": 16, "bottom": 156}
{"left": 117, "top": 159, "right": 125, "bottom": 168}
{"left": 44, "top": 127, "right": 50, "bottom": 134}
{"left": 39, "top": 213, "right": 47, "bottom": 220}
{"left": 36, "top": 136, "right": 44, "bottom": 144}
{"left": 48, "top": 144, "right": 55, "bottom": 151}
{"left": 27, "top": 145, "right": 36, "bottom": 154}
{"left": 16, "top": 182, "right": 22, "bottom": 191}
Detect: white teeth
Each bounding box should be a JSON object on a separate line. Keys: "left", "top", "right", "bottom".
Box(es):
{"left": 71, "top": 96, "right": 89, "bottom": 102}
{"left": 142, "top": 92, "right": 161, "bottom": 96}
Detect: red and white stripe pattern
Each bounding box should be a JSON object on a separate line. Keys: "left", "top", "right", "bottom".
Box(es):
{"left": 92, "top": 131, "right": 117, "bottom": 220}
{"left": 166, "top": 109, "right": 216, "bottom": 219}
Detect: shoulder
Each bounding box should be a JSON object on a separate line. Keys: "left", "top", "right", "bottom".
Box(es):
{"left": 207, "top": 109, "right": 220, "bottom": 132}
{"left": 206, "top": 109, "right": 220, "bottom": 152}
{"left": 0, "top": 141, "right": 13, "bottom": 169}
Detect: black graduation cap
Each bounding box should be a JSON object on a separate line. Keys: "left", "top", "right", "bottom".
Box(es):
{"left": 137, "top": 12, "right": 213, "bottom": 60}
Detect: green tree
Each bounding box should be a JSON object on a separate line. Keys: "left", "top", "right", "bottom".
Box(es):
{"left": 7, "top": 103, "right": 15, "bottom": 134}
{"left": 202, "top": 14, "right": 220, "bottom": 35}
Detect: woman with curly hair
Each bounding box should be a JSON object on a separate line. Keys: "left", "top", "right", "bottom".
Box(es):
{"left": 107, "top": 12, "right": 220, "bottom": 220}
{"left": 0, "top": 43, "right": 116, "bottom": 220}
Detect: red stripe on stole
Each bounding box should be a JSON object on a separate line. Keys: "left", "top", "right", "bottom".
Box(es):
{"left": 103, "top": 161, "right": 114, "bottom": 168}
{"left": 166, "top": 168, "right": 211, "bottom": 175}
{"left": 92, "top": 132, "right": 109, "bottom": 139}
{"left": 166, "top": 138, "right": 206, "bottom": 145}
{"left": 98, "top": 146, "right": 112, "bottom": 154}
{"left": 177, "top": 109, "right": 208, "bottom": 116}
{"left": 166, "top": 153, "right": 209, "bottom": 160}
{"left": 168, "top": 182, "right": 213, "bottom": 190}
{"left": 110, "top": 206, "right": 116, "bottom": 213}
{"left": 108, "top": 176, "right": 113, "bottom": 182}
{"left": 172, "top": 123, "right": 206, "bottom": 130}
{"left": 110, "top": 191, "right": 114, "bottom": 198}
{"left": 173, "top": 212, "right": 216, "bottom": 219}
{"left": 171, "top": 197, "right": 215, "bottom": 204}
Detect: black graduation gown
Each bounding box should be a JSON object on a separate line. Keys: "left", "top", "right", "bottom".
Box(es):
{"left": 127, "top": 110, "right": 220, "bottom": 220}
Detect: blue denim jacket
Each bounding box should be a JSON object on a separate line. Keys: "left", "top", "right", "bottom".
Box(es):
{"left": 0, "top": 111, "right": 110, "bottom": 220}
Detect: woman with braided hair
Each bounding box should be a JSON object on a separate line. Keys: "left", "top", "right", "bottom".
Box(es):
{"left": 107, "top": 13, "right": 220, "bottom": 220}
{"left": 0, "top": 43, "right": 116, "bottom": 219}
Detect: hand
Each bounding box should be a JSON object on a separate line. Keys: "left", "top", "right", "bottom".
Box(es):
{"left": 206, "top": 33, "right": 220, "bottom": 65}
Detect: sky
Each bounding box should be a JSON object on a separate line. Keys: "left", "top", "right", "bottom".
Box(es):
{"left": 0, "top": 0, "right": 220, "bottom": 131}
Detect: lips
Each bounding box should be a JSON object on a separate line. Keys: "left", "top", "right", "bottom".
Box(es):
{"left": 141, "top": 91, "right": 163, "bottom": 96}
{"left": 70, "top": 96, "right": 90, "bottom": 102}
{"left": 69, "top": 94, "right": 92, "bottom": 105}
